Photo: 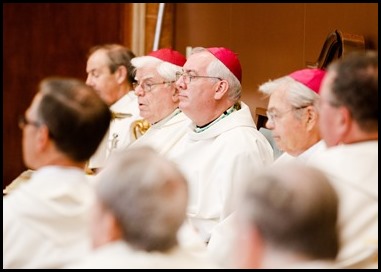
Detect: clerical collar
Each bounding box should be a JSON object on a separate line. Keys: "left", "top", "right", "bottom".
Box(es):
{"left": 194, "top": 102, "right": 241, "bottom": 133}
{"left": 152, "top": 108, "right": 182, "bottom": 126}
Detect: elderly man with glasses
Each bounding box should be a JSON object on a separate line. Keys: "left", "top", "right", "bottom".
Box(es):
{"left": 258, "top": 68, "right": 327, "bottom": 164}
{"left": 126, "top": 48, "right": 209, "bottom": 255}
{"left": 169, "top": 47, "right": 274, "bottom": 253}
{"left": 127, "top": 48, "right": 192, "bottom": 155}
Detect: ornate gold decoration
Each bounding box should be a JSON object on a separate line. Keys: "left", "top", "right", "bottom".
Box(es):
{"left": 3, "top": 169, "right": 34, "bottom": 195}
{"left": 131, "top": 119, "right": 150, "bottom": 140}
{"left": 111, "top": 112, "right": 133, "bottom": 119}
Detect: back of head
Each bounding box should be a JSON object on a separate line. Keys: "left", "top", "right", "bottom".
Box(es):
{"left": 95, "top": 146, "right": 188, "bottom": 252}
{"left": 131, "top": 48, "right": 186, "bottom": 81}
{"left": 328, "top": 50, "right": 378, "bottom": 133}
{"left": 240, "top": 162, "right": 339, "bottom": 260}
{"left": 88, "top": 44, "right": 136, "bottom": 84}
{"left": 37, "top": 77, "right": 111, "bottom": 162}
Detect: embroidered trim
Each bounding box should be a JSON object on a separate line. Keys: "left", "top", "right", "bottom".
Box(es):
{"left": 194, "top": 102, "right": 240, "bottom": 133}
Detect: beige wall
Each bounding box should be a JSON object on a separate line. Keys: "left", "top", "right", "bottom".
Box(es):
{"left": 174, "top": 3, "right": 378, "bottom": 117}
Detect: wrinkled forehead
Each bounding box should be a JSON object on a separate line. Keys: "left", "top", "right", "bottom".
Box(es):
{"left": 268, "top": 85, "right": 292, "bottom": 110}
{"left": 183, "top": 51, "right": 213, "bottom": 73}
{"left": 135, "top": 65, "right": 161, "bottom": 81}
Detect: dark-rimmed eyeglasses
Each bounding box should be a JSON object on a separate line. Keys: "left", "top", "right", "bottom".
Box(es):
{"left": 18, "top": 115, "right": 41, "bottom": 129}
{"left": 175, "top": 71, "right": 222, "bottom": 84}
{"left": 132, "top": 80, "right": 174, "bottom": 92}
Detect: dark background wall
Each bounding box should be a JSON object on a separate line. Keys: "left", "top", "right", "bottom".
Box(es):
{"left": 3, "top": 3, "right": 378, "bottom": 190}
{"left": 3, "top": 3, "right": 133, "bottom": 189}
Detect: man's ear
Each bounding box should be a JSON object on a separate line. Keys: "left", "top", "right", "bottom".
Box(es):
{"left": 336, "top": 106, "right": 352, "bottom": 139}
{"left": 35, "top": 125, "right": 50, "bottom": 152}
{"left": 172, "top": 87, "right": 180, "bottom": 103}
{"left": 214, "top": 80, "right": 229, "bottom": 100}
{"left": 236, "top": 224, "right": 265, "bottom": 269}
{"left": 92, "top": 202, "right": 123, "bottom": 248}
{"left": 107, "top": 211, "right": 123, "bottom": 240}
{"left": 115, "top": 66, "right": 128, "bottom": 85}
{"left": 305, "top": 105, "right": 318, "bottom": 131}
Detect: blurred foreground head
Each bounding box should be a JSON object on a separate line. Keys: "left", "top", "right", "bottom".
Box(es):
{"left": 236, "top": 162, "right": 339, "bottom": 268}
{"left": 92, "top": 146, "right": 188, "bottom": 252}
{"left": 319, "top": 50, "right": 378, "bottom": 147}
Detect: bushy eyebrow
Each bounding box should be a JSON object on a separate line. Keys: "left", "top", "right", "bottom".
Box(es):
{"left": 183, "top": 69, "right": 197, "bottom": 74}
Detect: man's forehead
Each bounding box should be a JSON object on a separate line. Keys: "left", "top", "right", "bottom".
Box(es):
{"left": 319, "top": 71, "right": 335, "bottom": 97}
{"left": 184, "top": 52, "right": 211, "bottom": 70}
{"left": 268, "top": 89, "right": 292, "bottom": 111}
{"left": 135, "top": 68, "right": 157, "bottom": 80}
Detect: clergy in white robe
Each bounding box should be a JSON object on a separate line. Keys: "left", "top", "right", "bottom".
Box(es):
{"left": 3, "top": 167, "right": 95, "bottom": 269}
{"left": 309, "top": 51, "right": 378, "bottom": 269}
{"left": 309, "top": 141, "right": 378, "bottom": 269}
{"left": 172, "top": 47, "right": 274, "bottom": 246}
{"left": 3, "top": 77, "right": 110, "bottom": 268}
{"left": 86, "top": 44, "right": 143, "bottom": 171}
{"left": 170, "top": 101, "right": 273, "bottom": 243}
{"left": 127, "top": 48, "right": 189, "bottom": 156}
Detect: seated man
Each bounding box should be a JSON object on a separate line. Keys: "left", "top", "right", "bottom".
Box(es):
{"left": 171, "top": 46, "right": 274, "bottom": 245}
{"left": 128, "top": 48, "right": 191, "bottom": 155}
{"left": 85, "top": 44, "right": 143, "bottom": 173}
{"left": 234, "top": 162, "right": 339, "bottom": 269}
{"left": 258, "top": 68, "right": 327, "bottom": 164}
{"left": 310, "top": 50, "right": 378, "bottom": 269}
{"left": 3, "top": 77, "right": 111, "bottom": 268}
{"left": 4, "top": 44, "right": 141, "bottom": 193}
{"left": 65, "top": 147, "right": 219, "bottom": 269}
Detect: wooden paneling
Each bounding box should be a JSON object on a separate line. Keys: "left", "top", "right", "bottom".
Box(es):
{"left": 3, "top": 3, "right": 377, "bottom": 189}
{"left": 145, "top": 3, "right": 174, "bottom": 55}
{"left": 3, "top": 3, "right": 133, "bottom": 189}
{"left": 174, "top": 3, "right": 378, "bottom": 119}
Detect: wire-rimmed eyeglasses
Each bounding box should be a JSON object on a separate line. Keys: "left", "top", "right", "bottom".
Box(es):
{"left": 132, "top": 80, "right": 174, "bottom": 92}
{"left": 18, "top": 115, "right": 41, "bottom": 130}
{"left": 266, "top": 106, "right": 308, "bottom": 124}
{"left": 175, "top": 71, "right": 222, "bottom": 84}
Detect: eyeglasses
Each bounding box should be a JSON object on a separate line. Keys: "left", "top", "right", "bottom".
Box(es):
{"left": 132, "top": 80, "right": 174, "bottom": 92}
{"left": 18, "top": 115, "right": 41, "bottom": 129}
{"left": 266, "top": 106, "right": 308, "bottom": 124}
{"left": 175, "top": 71, "right": 222, "bottom": 84}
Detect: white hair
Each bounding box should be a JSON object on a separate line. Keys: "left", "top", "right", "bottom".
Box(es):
{"left": 131, "top": 56, "right": 183, "bottom": 81}
{"left": 259, "top": 75, "right": 320, "bottom": 110}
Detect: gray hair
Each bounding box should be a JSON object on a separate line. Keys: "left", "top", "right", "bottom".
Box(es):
{"left": 240, "top": 162, "right": 339, "bottom": 259}
{"left": 95, "top": 146, "right": 188, "bottom": 252}
{"left": 259, "top": 75, "right": 320, "bottom": 116}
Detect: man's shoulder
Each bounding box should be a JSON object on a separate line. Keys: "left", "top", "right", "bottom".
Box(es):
{"left": 111, "top": 92, "right": 139, "bottom": 112}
